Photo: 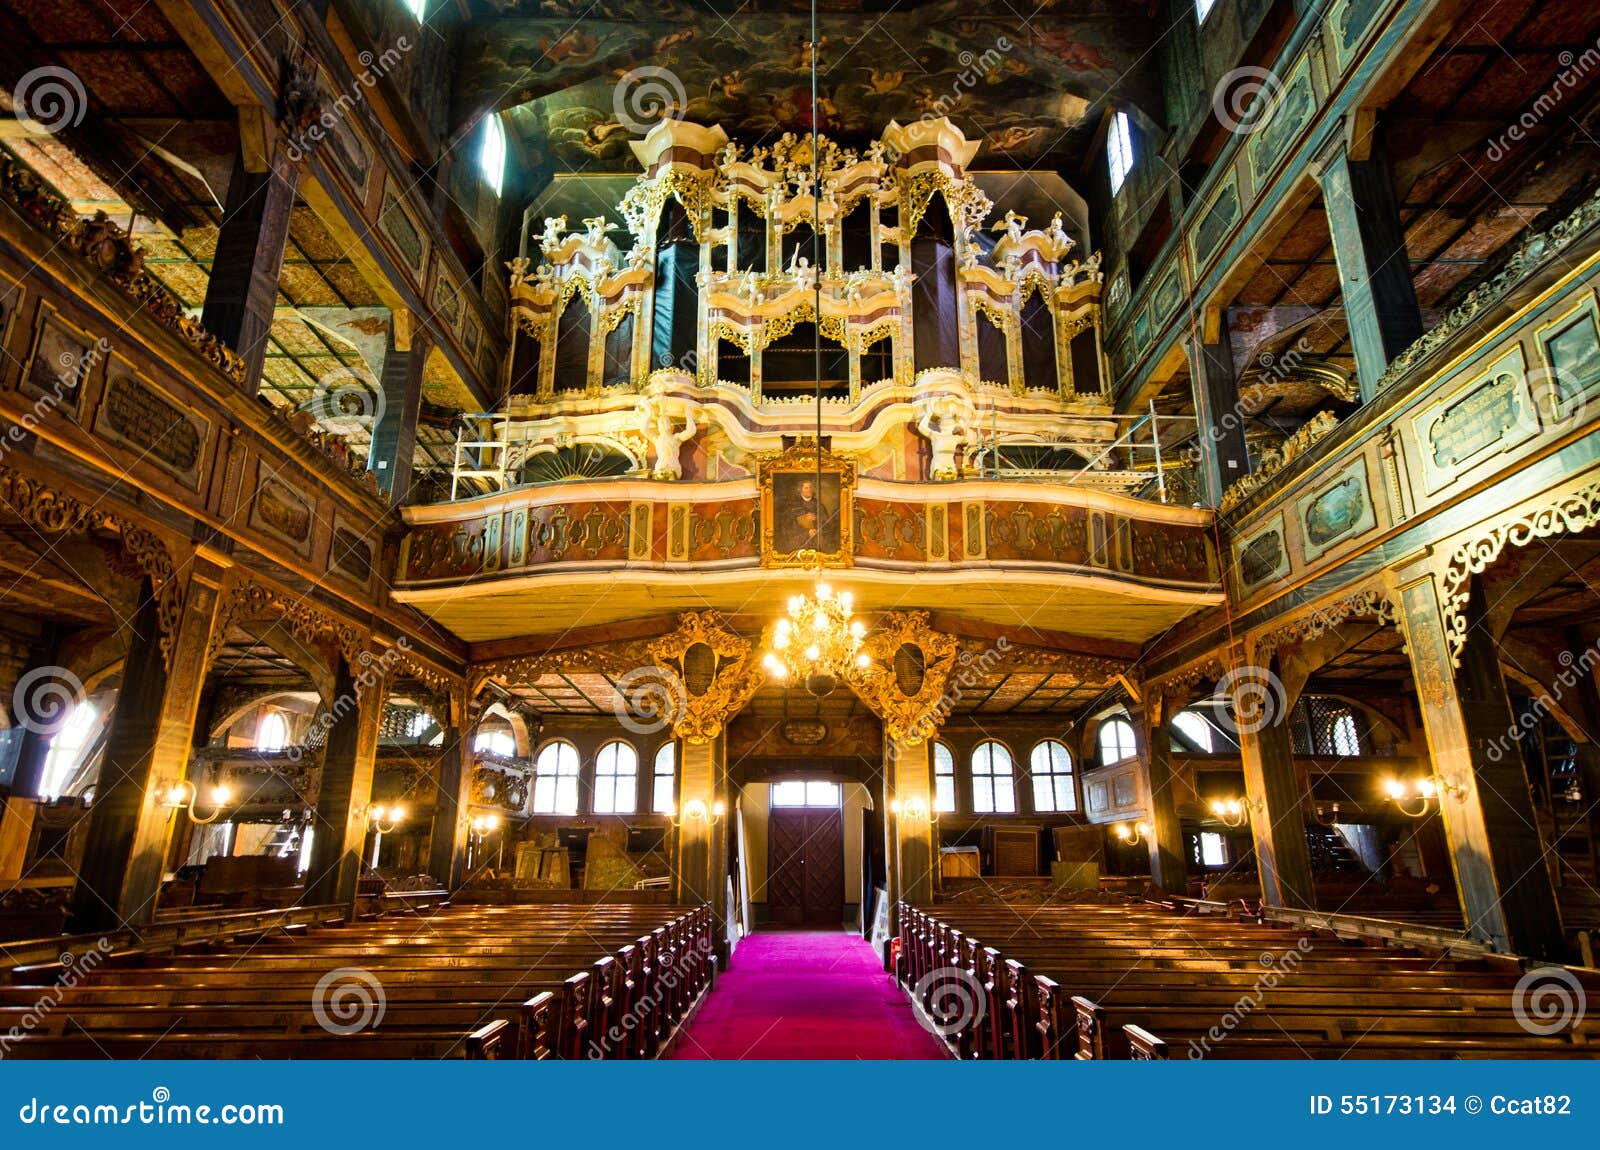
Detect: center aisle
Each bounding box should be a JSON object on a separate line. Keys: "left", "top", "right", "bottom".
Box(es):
{"left": 670, "top": 930, "right": 949, "bottom": 1060}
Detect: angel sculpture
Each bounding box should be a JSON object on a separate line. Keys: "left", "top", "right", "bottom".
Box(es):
{"left": 538, "top": 215, "right": 568, "bottom": 254}
{"left": 582, "top": 216, "right": 610, "bottom": 246}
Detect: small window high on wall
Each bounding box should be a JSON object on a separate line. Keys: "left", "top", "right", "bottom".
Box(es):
{"left": 40, "top": 700, "right": 97, "bottom": 799}
{"left": 970, "top": 741, "right": 1016, "bottom": 814}
{"left": 1098, "top": 718, "right": 1137, "bottom": 766}
{"left": 255, "top": 710, "right": 289, "bottom": 753}
{"left": 480, "top": 114, "right": 507, "bottom": 196}
{"left": 475, "top": 729, "right": 515, "bottom": 758}
{"left": 1172, "top": 710, "right": 1215, "bottom": 753}
{"left": 593, "top": 741, "right": 638, "bottom": 814}
{"left": 1195, "top": 0, "right": 1219, "bottom": 22}
{"left": 1107, "top": 112, "right": 1135, "bottom": 194}
{"left": 932, "top": 742, "right": 956, "bottom": 813}
{"left": 404, "top": 0, "right": 427, "bottom": 18}
{"left": 533, "top": 741, "right": 580, "bottom": 814}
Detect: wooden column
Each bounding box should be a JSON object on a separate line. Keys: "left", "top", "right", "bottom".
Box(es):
{"left": 886, "top": 735, "right": 936, "bottom": 905}
{"left": 67, "top": 558, "right": 225, "bottom": 933}
{"left": 1189, "top": 314, "right": 1249, "bottom": 504}
{"left": 201, "top": 145, "right": 298, "bottom": 393}
{"left": 1236, "top": 694, "right": 1317, "bottom": 909}
{"left": 1133, "top": 702, "right": 1187, "bottom": 893}
{"left": 425, "top": 693, "right": 475, "bottom": 891}
{"left": 367, "top": 326, "right": 428, "bottom": 503}
{"left": 1317, "top": 133, "right": 1422, "bottom": 401}
{"left": 1399, "top": 574, "right": 1566, "bottom": 958}
{"left": 303, "top": 654, "right": 386, "bottom": 912}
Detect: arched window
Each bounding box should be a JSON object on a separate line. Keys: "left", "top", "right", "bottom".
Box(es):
{"left": 255, "top": 710, "right": 289, "bottom": 752}
{"left": 652, "top": 743, "right": 676, "bottom": 813}
{"left": 1098, "top": 719, "right": 1138, "bottom": 766}
{"left": 40, "top": 700, "right": 97, "bottom": 799}
{"left": 1030, "top": 740, "right": 1076, "bottom": 813}
{"left": 1172, "top": 710, "right": 1215, "bottom": 753}
{"left": 1330, "top": 712, "right": 1360, "bottom": 757}
{"left": 970, "top": 741, "right": 1016, "bottom": 814}
{"left": 1107, "top": 111, "right": 1135, "bottom": 193}
{"left": 479, "top": 114, "right": 507, "bottom": 195}
{"left": 932, "top": 742, "right": 956, "bottom": 813}
{"left": 532, "top": 741, "right": 580, "bottom": 814}
{"left": 593, "top": 740, "right": 638, "bottom": 814}
{"left": 474, "top": 729, "right": 516, "bottom": 758}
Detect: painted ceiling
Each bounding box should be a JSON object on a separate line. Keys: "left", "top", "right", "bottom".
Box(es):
{"left": 460, "top": 1, "right": 1159, "bottom": 174}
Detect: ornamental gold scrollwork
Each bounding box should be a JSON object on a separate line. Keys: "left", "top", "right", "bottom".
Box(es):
{"left": 845, "top": 611, "right": 960, "bottom": 745}
{"left": 646, "top": 610, "right": 764, "bottom": 744}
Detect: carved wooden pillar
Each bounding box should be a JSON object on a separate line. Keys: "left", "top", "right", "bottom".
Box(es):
{"left": 202, "top": 143, "right": 299, "bottom": 394}
{"left": 1233, "top": 657, "right": 1316, "bottom": 909}
{"left": 885, "top": 735, "right": 936, "bottom": 905}
{"left": 1399, "top": 572, "right": 1565, "bottom": 958}
{"left": 1317, "top": 131, "right": 1422, "bottom": 401}
{"left": 1131, "top": 697, "right": 1187, "bottom": 894}
{"left": 1187, "top": 312, "right": 1249, "bottom": 505}
{"left": 68, "top": 556, "right": 226, "bottom": 933}
{"left": 673, "top": 735, "right": 730, "bottom": 967}
{"left": 426, "top": 688, "right": 478, "bottom": 891}
{"left": 304, "top": 653, "right": 387, "bottom": 912}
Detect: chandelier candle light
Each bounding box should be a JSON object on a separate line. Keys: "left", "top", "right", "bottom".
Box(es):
{"left": 763, "top": 580, "right": 870, "bottom": 697}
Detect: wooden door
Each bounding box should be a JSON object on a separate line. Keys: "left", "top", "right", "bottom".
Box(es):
{"left": 768, "top": 808, "right": 845, "bottom": 926}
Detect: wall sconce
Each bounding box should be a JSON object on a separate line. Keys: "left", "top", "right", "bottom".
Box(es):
{"left": 1113, "top": 820, "right": 1152, "bottom": 846}
{"left": 1384, "top": 775, "right": 1462, "bottom": 817}
{"left": 669, "top": 798, "right": 724, "bottom": 829}
{"left": 1207, "top": 798, "right": 1252, "bottom": 829}
{"left": 163, "top": 780, "right": 232, "bottom": 825}
{"left": 368, "top": 805, "right": 406, "bottom": 834}
{"left": 891, "top": 798, "right": 940, "bottom": 825}
{"left": 470, "top": 812, "right": 502, "bottom": 835}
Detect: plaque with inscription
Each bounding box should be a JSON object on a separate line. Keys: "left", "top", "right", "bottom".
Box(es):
{"left": 95, "top": 372, "right": 207, "bottom": 488}
{"left": 1429, "top": 372, "right": 1523, "bottom": 468}
{"left": 378, "top": 187, "right": 428, "bottom": 280}
{"left": 331, "top": 525, "right": 373, "bottom": 586}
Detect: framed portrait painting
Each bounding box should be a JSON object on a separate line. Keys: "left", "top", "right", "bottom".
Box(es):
{"left": 759, "top": 444, "right": 855, "bottom": 568}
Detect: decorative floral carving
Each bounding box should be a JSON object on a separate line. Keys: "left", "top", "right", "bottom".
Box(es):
{"left": 1439, "top": 476, "right": 1600, "bottom": 665}
{"left": 1254, "top": 585, "right": 1398, "bottom": 661}
{"left": 1220, "top": 410, "right": 1340, "bottom": 513}
{"left": 646, "top": 610, "right": 764, "bottom": 744}
{"left": 846, "top": 610, "right": 960, "bottom": 745}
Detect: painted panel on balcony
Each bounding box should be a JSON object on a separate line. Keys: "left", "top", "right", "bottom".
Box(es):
{"left": 1234, "top": 514, "right": 1290, "bottom": 590}
{"left": 1538, "top": 292, "right": 1600, "bottom": 426}
{"left": 1298, "top": 456, "right": 1375, "bottom": 560}
{"left": 1409, "top": 346, "right": 1538, "bottom": 495}
{"left": 1248, "top": 55, "right": 1316, "bottom": 188}
{"left": 1190, "top": 172, "right": 1241, "bottom": 268}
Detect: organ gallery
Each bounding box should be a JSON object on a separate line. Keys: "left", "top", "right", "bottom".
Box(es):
{"left": 0, "top": 0, "right": 1595, "bottom": 1066}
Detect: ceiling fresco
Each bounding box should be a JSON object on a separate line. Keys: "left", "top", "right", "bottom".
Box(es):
{"left": 461, "top": 1, "right": 1159, "bottom": 173}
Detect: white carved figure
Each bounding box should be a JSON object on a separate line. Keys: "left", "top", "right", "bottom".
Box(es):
{"left": 640, "top": 398, "right": 699, "bottom": 480}
{"left": 582, "top": 216, "right": 610, "bottom": 246}
{"left": 1046, "top": 211, "right": 1075, "bottom": 255}
{"left": 916, "top": 395, "right": 973, "bottom": 481}
{"left": 788, "top": 250, "right": 817, "bottom": 293}
{"left": 539, "top": 215, "right": 568, "bottom": 254}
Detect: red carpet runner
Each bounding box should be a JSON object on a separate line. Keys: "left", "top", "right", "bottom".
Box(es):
{"left": 671, "top": 930, "right": 949, "bottom": 1060}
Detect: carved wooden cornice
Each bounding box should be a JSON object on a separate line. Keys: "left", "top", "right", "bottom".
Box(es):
{"left": 0, "top": 466, "right": 183, "bottom": 666}
{"left": 1440, "top": 475, "right": 1600, "bottom": 666}
{"left": 1254, "top": 586, "right": 1398, "bottom": 663}
{"left": 1219, "top": 410, "right": 1340, "bottom": 514}
{"left": 845, "top": 610, "right": 960, "bottom": 745}
{"left": 646, "top": 610, "right": 763, "bottom": 744}
{"left": 210, "top": 575, "right": 391, "bottom": 693}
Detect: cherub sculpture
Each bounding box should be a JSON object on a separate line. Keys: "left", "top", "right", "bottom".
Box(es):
{"left": 539, "top": 215, "right": 568, "bottom": 254}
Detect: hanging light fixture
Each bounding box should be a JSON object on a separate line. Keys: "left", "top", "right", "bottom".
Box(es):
{"left": 759, "top": 0, "right": 870, "bottom": 699}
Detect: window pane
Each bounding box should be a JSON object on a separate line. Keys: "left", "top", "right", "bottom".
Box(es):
{"left": 993, "top": 777, "right": 1016, "bottom": 813}
{"left": 934, "top": 776, "right": 955, "bottom": 813}
{"left": 653, "top": 775, "right": 674, "bottom": 813}
{"left": 593, "top": 776, "right": 616, "bottom": 815}
{"left": 772, "top": 780, "right": 807, "bottom": 807}
{"left": 613, "top": 778, "right": 637, "bottom": 814}
{"left": 556, "top": 776, "right": 579, "bottom": 815}
{"left": 532, "top": 776, "right": 557, "bottom": 814}
{"left": 1055, "top": 776, "right": 1076, "bottom": 813}
{"left": 1033, "top": 775, "right": 1054, "bottom": 813}
{"left": 1200, "top": 832, "right": 1227, "bottom": 866}
{"left": 934, "top": 743, "right": 954, "bottom": 774}
{"left": 805, "top": 781, "right": 840, "bottom": 807}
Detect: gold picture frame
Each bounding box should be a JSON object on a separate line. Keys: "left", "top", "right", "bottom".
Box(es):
{"left": 758, "top": 443, "right": 856, "bottom": 568}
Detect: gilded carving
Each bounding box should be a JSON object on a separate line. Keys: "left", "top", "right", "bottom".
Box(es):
{"left": 845, "top": 611, "right": 960, "bottom": 745}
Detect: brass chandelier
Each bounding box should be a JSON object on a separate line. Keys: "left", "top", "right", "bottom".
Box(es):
{"left": 762, "top": 580, "right": 870, "bottom": 698}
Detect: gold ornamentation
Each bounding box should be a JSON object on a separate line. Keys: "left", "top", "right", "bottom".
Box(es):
{"left": 647, "top": 610, "right": 764, "bottom": 744}
{"left": 845, "top": 611, "right": 960, "bottom": 745}
{"left": 1219, "top": 410, "right": 1340, "bottom": 513}
{"left": 1254, "top": 586, "right": 1398, "bottom": 661}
